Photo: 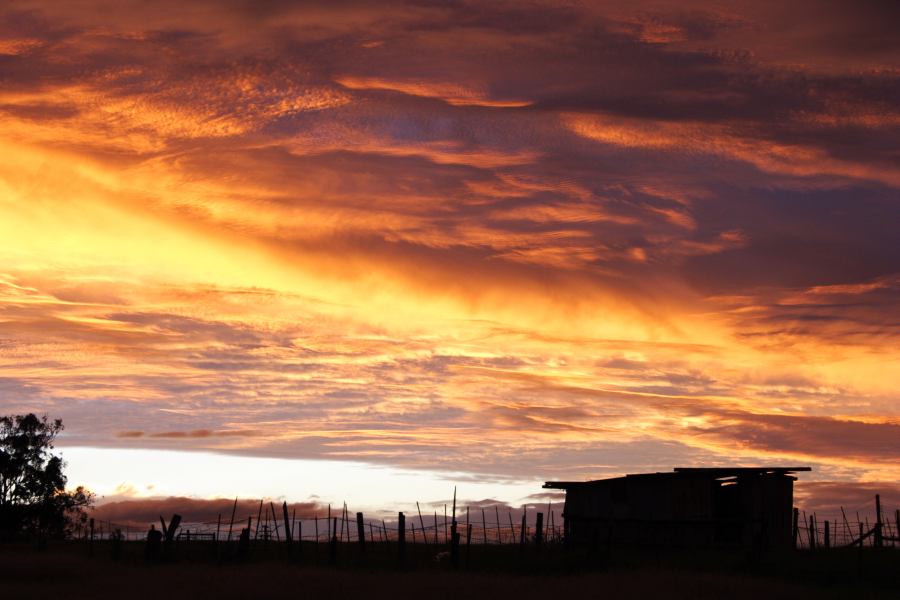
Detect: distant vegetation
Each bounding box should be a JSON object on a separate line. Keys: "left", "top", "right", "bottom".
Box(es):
{"left": 0, "top": 414, "right": 93, "bottom": 542}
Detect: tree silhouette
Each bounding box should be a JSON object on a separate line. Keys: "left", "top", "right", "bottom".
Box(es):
{"left": 0, "top": 414, "right": 93, "bottom": 541}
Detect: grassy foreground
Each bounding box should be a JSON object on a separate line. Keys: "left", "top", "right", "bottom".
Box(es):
{"left": 1, "top": 542, "right": 896, "bottom": 600}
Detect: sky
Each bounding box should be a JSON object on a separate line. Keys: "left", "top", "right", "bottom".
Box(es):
{"left": 0, "top": 0, "right": 898, "bottom": 517}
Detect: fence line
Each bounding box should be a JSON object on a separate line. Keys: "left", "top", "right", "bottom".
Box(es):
{"left": 81, "top": 496, "right": 897, "bottom": 551}
{"left": 77, "top": 509, "right": 567, "bottom": 545}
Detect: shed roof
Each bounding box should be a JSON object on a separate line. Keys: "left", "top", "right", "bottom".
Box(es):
{"left": 543, "top": 466, "right": 811, "bottom": 489}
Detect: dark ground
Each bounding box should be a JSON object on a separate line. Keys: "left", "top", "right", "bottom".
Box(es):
{"left": 1, "top": 541, "right": 897, "bottom": 599}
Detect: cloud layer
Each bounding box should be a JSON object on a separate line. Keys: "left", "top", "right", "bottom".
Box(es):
{"left": 0, "top": 1, "right": 898, "bottom": 492}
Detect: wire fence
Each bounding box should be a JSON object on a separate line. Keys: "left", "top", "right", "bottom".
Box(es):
{"left": 75, "top": 508, "right": 566, "bottom": 545}
{"left": 78, "top": 496, "right": 899, "bottom": 552}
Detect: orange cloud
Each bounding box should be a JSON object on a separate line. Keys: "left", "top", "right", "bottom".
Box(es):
{"left": 336, "top": 76, "right": 532, "bottom": 108}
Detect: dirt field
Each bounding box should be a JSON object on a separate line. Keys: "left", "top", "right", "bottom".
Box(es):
{"left": 1, "top": 542, "right": 896, "bottom": 600}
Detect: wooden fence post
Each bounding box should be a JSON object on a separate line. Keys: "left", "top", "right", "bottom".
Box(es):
{"left": 433, "top": 510, "right": 439, "bottom": 545}
{"left": 546, "top": 502, "right": 552, "bottom": 542}
{"left": 519, "top": 512, "right": 526, "bottom": 553}
{"left": 345, "top": 504, "right": 351, "bottom": 543}
{"left": 874, "top": 494, "right": 883, "bottom": 548}
{"left": 841, "top": 507, "right": 852, "bottom": 545}
{"left": 398, "top": 512, "right": 406, "bottom": 565}
{"left": 283, "top": 501, "right": 293, "bottom": 555}
{"left": 329, "top": 517, "right": 338, "bottom": 565}
{"left": 356, "top": 512, "right": 366, "bottom": 553}
{"left": 824, "top": 520, "right": 830, "bottom": 548}
{"left": 167, "top": 514, "right": 181, "bottom": 543}
{"left": 535, "top": 512, "right": 544, "bottom": 551}
{"left": 270, "top": 502, "right": 281, "bottom": 541}
{"left": 808, "top": 514, "right": 816, "bottom": 551}
{"left": 895, "top": 509, "right": 899, "bottom": 548}
{"left": 450, "top": 521, "right": 460, "bottom": 568}
{"left": 297, "top": 521, "right": 302, "bottom": 560}
{"left": 222, "top": 498, "right": 236, "bottom": 542}
{"left": 466, "top": 523, "right": 472, "bottom": 566}
{"left": 417, "top": 502, "right": 427, "bottom": 546}
{"left": 254, "top": 500, "right": 263, "bottom": 540}
{"left": 792, "top": 508, "right": 799, "bottom": 549}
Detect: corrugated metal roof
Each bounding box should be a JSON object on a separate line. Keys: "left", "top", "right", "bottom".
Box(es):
{"left": 543, "top": 466, "right": 811, "bottom": 489}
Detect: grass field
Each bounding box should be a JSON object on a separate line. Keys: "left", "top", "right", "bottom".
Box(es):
{"left": 2, "top": 542, "right": 897, "bottom": 599}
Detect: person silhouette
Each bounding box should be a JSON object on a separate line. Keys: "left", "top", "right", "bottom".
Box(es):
{"left": 146, "top": 524, "right": 163, "bottom": 561}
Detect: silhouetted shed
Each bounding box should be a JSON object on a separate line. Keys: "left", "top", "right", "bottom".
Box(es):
{"left": 545, "top": 467, "right": 810, "bottom": 550}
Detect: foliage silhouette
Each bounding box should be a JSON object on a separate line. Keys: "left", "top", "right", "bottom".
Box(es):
{"left": 0, "top": 413, "right": 93, "bottom": 541}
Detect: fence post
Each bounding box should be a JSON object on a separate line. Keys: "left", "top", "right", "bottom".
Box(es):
{"left": 329, "top": 517, "right": 338, "bottom": 565}
{"left": 283, "top": 502, "right": 293, "bottom": 556}
{"left": 808, "top": 514, "right": 816, "bottom": 551}
{"left": 466, "top": 523, "right": 472, "bottom": 567}
{"left": 270, "top": 502, "right": 281, "bottom": 541}
{"left": 874, "top": 494, "right": 883, "bottom": 548}
{"left": 519, "top": 513, "right": 526, "bottom": 554}
{"left": 895, "top": 510, "right": 899, "bottom": 548}
{"left": 416, "top": 502, "right": 427, "bottom": 546}
{"left": 227, "top": 498, "right": 237, "bottom": 542}
{"left": 398, "top": 512, "right": 406, "bottom": 566}
{"left": 450, "top": 519, "right": 460, "bottom": 569}
{"left": 252, "top": 500, "right": 262, "bottom": 540}
{"left": 792, "top": 508, "right": 799, "bottom": 549}
{"left": 535, "top": 512, "right": 544, "bottom": 551}
{"left": 89, "top": 518, "right": 95, "bottom": 556}
{"left": 356, "top": 512, "right": 366, "bottom": 553}
{"left": 824, "top": 520, "right": 830, "bottom": 549}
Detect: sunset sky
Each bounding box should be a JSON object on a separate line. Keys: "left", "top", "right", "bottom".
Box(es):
{"left": 1, "top": 1, "right": 898, "bottom": 515}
